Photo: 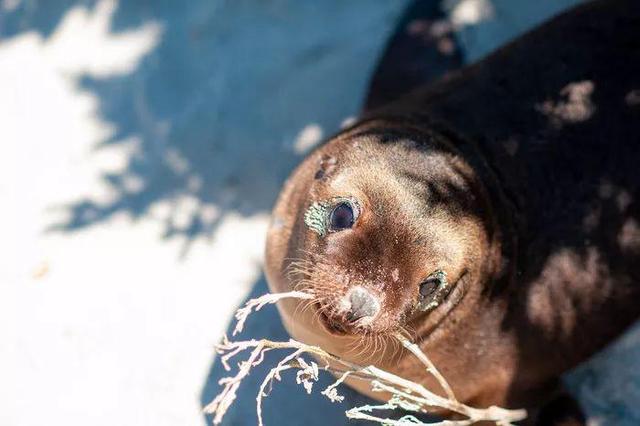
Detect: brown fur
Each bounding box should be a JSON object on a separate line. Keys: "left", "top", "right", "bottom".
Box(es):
{"left": 265, "top": 0, "right": 640, "bottom": 423}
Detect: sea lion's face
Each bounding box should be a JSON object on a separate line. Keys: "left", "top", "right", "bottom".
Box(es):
{"left": 266, "top": 125, "right": 494, "bottom": 347}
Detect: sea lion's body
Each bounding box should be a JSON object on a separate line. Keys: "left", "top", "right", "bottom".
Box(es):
{"left": 265, "top": 0, "right": 640, "bottom": 423}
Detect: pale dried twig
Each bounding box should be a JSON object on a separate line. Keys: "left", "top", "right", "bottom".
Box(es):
{"left": 233, "top": 291, "right": 314, "bottom": 336}
{"left": 393, "top": 332, "right": 457, "bottom": 402}
{"left": 321, "top": 370, "right": 351, "bottom": 403}
{"left": 205, "top": 292, "right": 527, "bottom": 425}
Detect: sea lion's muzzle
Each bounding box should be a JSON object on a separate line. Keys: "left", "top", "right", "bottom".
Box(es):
{"left": 318, "top": 286, "right": 382, "bottom": 335}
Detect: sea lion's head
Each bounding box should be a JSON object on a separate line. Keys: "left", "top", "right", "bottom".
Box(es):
{"left": 265, "top": 120, "right": 502, "bottom": 357}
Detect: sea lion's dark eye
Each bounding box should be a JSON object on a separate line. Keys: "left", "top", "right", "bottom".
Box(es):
{"left": 419, "top": 277, "right": 439, "bottom": 298}
{"left": 329, "top": 202, "right": 355, "bottom": 231}
{"left": 304, "top": 197, "right": 360, "bottom": 236}
{"left": 417, "top": 270, "right": 448, "bottom": 312}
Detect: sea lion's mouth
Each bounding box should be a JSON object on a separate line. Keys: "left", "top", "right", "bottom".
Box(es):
{"left": 315, "top": 303, "right": 349, "bottom": 336}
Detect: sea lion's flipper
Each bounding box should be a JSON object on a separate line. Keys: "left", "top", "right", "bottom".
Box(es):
{"left": 363, "top": 0, "right": 462, "bottom": 112}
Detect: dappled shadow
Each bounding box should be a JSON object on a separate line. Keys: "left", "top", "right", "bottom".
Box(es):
{"left": 1, "top": 0, "right": 409, "bottom": 247}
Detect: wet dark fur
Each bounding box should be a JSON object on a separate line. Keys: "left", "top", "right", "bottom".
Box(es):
{"left": 266, "top": 1, "right": 640, "bottom": 424}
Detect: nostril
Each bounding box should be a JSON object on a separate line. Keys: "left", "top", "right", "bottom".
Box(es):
{"left": 346, "top": 287, "right": 380, "bottom": 322}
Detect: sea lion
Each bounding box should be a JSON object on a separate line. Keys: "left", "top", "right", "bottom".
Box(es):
{"left": 264, "top": 0, "right": 640, "bottom": 424}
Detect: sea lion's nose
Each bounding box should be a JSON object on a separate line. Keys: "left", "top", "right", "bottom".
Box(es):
{"left": 345, "top": 287, "right": 380, "bottom": 322}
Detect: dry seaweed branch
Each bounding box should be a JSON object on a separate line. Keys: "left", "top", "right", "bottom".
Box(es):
{"left": 205, "top": 292, "right": 527, "bottom": 425}
{"left": 233, "top": 291, "right": 314, "bottom": 336}
{"left": 393, "top": 332, "right": 457, "bottom": 402}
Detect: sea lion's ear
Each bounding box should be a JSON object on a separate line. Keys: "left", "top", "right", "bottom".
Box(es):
{"left": 417, "top": 270, "right": 449, "bottom": 312}
{"left": 314, "top": 154, "right": 337, "bottom": 181}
